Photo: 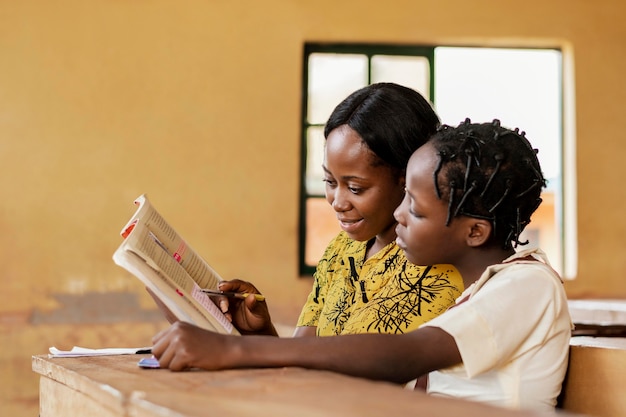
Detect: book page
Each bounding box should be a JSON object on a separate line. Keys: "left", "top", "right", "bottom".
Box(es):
{"left": 120, "top": 194, "right": 222, "bottom": 289}
{"left": 113, "top": 250, "right": 203, "bottom": 328}
{"left": 114, "top": 216, "right": 237, "bottom": 334}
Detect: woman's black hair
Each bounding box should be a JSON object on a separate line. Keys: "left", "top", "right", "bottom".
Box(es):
{"left": 324, "top": 83, "right": 440, "bottom": 171}
{"left": 431, "top": 119, "right": 547, "bottom": 250}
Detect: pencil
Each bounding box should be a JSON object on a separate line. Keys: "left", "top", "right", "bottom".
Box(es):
{"left": 201, "top": 288, "right": 266, "bottom": 302}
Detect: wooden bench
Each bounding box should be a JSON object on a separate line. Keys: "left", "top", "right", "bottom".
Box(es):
{"left": 559, "top": 299, "right": 626, "bottom": 416}
{"left": 559, "top": 337, "right": 626, "bottom": 417}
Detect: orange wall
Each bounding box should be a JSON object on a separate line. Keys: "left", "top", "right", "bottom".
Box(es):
{"left": 2, "top": 1, "right": 626, "bottom": 415}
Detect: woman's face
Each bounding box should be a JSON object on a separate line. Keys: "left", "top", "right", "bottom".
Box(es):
{"left": 323, "top": 125, "right": 405, "bottom": 243}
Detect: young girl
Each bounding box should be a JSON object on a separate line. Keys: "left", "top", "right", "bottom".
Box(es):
{"left": 152, "top": 120, "right": 572, "bottom": 412}
{"left": 216, "top": 83, "right": 463, "bottom": 337}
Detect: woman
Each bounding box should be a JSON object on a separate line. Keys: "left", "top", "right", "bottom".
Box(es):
{"left": 218, "top": 83, "right": 463, "bottom": 338}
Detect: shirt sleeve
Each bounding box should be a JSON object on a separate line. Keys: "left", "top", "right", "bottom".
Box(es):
{"left": 422, "top": 263, "right": 565, "bottom": 377}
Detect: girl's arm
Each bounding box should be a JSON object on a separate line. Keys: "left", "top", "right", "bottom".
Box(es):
{"left": 151, "top": 322, "right": 461, "bottom": 384}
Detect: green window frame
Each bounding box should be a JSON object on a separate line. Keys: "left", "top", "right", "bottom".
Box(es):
{"left": 299, "top": 43, "right": 568, "bottom": 278}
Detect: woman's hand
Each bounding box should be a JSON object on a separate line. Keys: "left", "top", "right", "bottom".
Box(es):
{"left": 216, "top": 279, "right": 278, "bottom": 336}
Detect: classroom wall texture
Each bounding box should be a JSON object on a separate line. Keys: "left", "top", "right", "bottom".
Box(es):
{"left": 1, "top": 1, "right": 625, "bottom": 415}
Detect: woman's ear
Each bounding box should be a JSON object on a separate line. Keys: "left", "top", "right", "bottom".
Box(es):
{"left": 465, "top": 219, "right": 492, "bottom": 247}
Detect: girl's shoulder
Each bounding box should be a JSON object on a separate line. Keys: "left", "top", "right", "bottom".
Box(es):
{"left": 472, "top": 248, "right": 562, "bottom": 295}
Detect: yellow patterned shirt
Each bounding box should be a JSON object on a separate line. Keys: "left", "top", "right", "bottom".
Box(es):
{"left": 297, "top": 231, "right": 464, "bottom": 336}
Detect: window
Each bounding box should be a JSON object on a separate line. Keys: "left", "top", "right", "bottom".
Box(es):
{"left": 299, "top": 43, "right": 573, "bottom": 278}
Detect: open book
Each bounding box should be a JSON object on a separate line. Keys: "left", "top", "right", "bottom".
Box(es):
{"left": 112, "top": 194, "right": 239, "bottom": 335}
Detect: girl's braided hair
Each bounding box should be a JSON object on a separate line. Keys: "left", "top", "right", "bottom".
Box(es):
{"left": 431, "top": 118, "right": 547, "bottom": 250}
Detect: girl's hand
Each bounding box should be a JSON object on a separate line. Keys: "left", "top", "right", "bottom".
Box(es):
{"left": 151, "top": 321, "right": 232, "bottom": 371}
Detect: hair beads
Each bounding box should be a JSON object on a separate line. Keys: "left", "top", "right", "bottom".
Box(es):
{"left": 430, "top": 119, "right": 546, "bottom": 250}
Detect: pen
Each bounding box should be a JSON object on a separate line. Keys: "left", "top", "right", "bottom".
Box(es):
{"left": 201, "top": 288, "right": 266, "bottom": 302}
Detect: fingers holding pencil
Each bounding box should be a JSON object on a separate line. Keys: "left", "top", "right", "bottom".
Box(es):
{"left": 209, "top": 279, "right": 277, "bottom": 336}
{"left": 201, "top": 288, "right": 266, "bottom": 302}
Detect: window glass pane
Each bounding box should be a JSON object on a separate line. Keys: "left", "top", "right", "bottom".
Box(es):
{"left": 434, "top": 47, "right": 563, "bottom": 273}
{"left": 305, "top": 197, "right": 339, "bottom": 266}
{"left": 305, "top": 127, "right": 326, "bottom": 195}
{"left": 308, "top": 53, "right": 368, "bottom": 124}
{"left": 371, "top": 55, "right": 431, "bottom": 98}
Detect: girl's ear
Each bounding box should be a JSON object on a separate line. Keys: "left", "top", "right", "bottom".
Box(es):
{"left": 465, "top": 219, "right": 492, "bottom": 247}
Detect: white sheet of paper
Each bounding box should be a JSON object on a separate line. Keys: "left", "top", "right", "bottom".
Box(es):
{"left": 48, "top": 346, "right": 152, "bottom": 358}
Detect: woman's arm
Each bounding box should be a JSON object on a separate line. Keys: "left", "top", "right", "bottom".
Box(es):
{"left": 145, "top": 287, "right": 178, "bottom": 324}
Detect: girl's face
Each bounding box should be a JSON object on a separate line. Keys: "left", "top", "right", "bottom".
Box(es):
{"left": 394, "top": 142, "right": 467, "bottom": 266}
{"left": 324, "top": 125, "right": 405, "bottom": 243}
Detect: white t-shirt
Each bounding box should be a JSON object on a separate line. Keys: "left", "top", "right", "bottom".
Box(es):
{"left": 422, "top": 248, "right": 572, "bottom": 412}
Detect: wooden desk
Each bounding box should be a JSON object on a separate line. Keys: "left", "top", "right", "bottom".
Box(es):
{"left": 568, "top": 299, "right": 626, "bottom": 336}
{"left": 32, "top": 354, "right": 563, "bottom": 417}
{"left": 568, "top": 299, "right": 626, "bottom": 325}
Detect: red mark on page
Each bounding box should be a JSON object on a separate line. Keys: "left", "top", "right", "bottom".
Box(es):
{"left": 173, "top": 241, "right": 186, "bottom": 263}
{"left": 121, "top": 220, "right": 137, "bottom": 239}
